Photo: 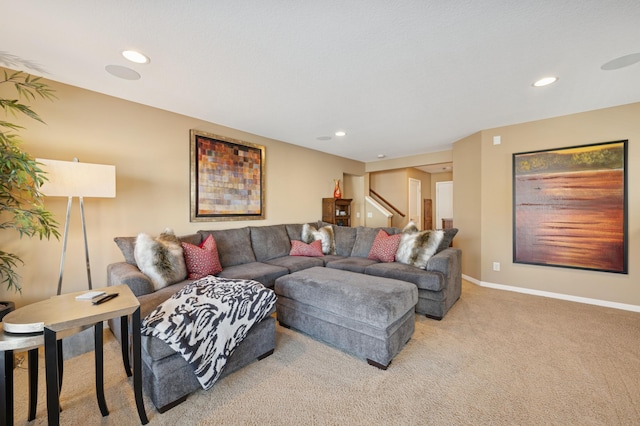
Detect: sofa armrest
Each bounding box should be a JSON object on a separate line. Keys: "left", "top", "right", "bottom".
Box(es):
{"left": 426, "top": 247, "right": 462, "bottom": 300}
{"left": 425, "top": 247, "right": 460, "bottom": 275}
{"left": 107, "top": 262, "right": 154, "bottom": 297}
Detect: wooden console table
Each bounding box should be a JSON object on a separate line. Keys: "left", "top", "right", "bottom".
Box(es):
{"left": 2, "top": 285, "right": 148, "bottom": 425}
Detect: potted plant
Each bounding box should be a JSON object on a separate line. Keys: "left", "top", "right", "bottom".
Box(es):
{"left": 1, "top": 67, "right": 60, "bottom": 310}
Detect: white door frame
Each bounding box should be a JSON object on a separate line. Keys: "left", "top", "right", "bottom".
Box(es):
{"left": 435, "top": 181, "right": 453, "bottom": 229}
{"left": 408, "top": 178, "right": 421, "bottom": 229}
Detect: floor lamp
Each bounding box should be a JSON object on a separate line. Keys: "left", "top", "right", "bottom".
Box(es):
{"left": 37, "top": 158, "right": 116, "bottom": 295}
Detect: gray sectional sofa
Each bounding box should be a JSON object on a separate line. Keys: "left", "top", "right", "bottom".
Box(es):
{"left": 107, "top": 221, "right": 461, "bottom": 412}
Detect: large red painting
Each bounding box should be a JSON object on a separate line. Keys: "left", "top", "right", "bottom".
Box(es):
{"left": 513, "top": 140, "right": 627, "bottom": 273}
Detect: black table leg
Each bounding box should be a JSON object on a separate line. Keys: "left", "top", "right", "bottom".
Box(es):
{"left": 1, "top": 349, "right": 14, "bottom": 426}
{"left": 94, "top": 322, "right": 109, "bottom": 416}
{"left": 120, "top": 316, "right": 132, "bottom": 377}
{"left": 57, "top": 339, "right": 63, "bottom": 392}
{"left": 44, "top": 327, "right": 60, "bottom": 426}
{"left": 28, "top": 348, "right": 38, "bottom": 421}
{"left": 131, "top": 309, "right": 148, "bottom": 424}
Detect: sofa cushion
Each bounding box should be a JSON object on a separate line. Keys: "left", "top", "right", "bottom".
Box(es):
{"left": 368, "top": 230, "right": 401, "bottom": 263}
{"left": 181, "top": 234, "right": 222, "bottom": 280}
{"left": 326, "top": 257, "right": 378, "bottom": 273}
{"left": 134, "top": 229, "right": 188, "bottom": 291}
{"left": 250, "top": 225, "right": 291, "bottom": 261}
{"left": 199, "top": 228, "right": 256, "bottom": 267}
{"left": 364, "top": 262, "right": 445, "bottom": 292}
{"left": 319, "top": 254, "right": 347, "bottom": 266}
{"left": 216, "top": 262, "right": 288, "bottom": 288}
{"left": 332, "top": 225, "right": 358, "bottom": 257}
{"left": 289, "top": 240, "right": 324, "bottom": 257}
{"left": 265, "top": 255, "right": 325, "bottom": 273}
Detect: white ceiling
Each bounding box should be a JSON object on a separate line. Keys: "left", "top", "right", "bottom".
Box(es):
{"left": 2, "top": 1, "right": 640, "bottom": 163}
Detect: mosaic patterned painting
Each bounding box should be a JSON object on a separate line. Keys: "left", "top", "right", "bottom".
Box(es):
{"left": 190, "top": 130, "right": 265, "bottom": 221}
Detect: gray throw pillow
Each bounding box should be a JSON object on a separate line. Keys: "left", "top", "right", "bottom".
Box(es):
{"left": 437, "top": 228, "right": 458, "bottom": 253}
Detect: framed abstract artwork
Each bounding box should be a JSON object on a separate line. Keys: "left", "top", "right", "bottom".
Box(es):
{"left": 513, "top": 140, "right": 627, "bottom": 273}
{"left": 190, "top": 130, "right": 265, "bottom": 221}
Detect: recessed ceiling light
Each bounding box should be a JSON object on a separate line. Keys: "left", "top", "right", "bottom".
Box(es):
{"left": 601, "top": 52, "right": 640, "bottom": 70}
{"left": 122, "top": 50, "right": 150, "bottom": 64}
{"left": 105, "top": 65, "right": 141, "bottom": 80}
{"left": 335, "top": 131, "right": 346, "bottom": 137}
{"left": 532, "top": 77, "right": 558, "bottom": 87}
{"left": 377, "top": 154, "right": 386, "bottom": 159}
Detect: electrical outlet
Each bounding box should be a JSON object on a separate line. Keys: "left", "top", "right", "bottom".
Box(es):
{"left": 493, "top": 262, "right": 500, "bottom": 271}
{"left": 356, "top": 212, "right": 360, "bottom": 218}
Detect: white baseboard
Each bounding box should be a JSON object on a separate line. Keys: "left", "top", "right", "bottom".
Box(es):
{"left": 462, "top": 274, "right": 640, "bottom": 313}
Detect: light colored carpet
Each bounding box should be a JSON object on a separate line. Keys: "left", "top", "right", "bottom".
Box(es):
{"left": 10, "top": 280, "right": 640, "bottom": 425}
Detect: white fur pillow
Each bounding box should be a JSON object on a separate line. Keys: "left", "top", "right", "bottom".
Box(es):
{"left": 134, "top": 228, "right": 187, "bottom": 291}
{"left": 395, "top": 226, "right": 444, "bottom": 269}
{"left": 301, "top": 223, "right": 336, "bottom": 255}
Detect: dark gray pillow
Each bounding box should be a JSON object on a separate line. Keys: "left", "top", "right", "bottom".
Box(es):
{"left": 114, "top": 236, "right": 137, "bottom": 266}
{"left": 250, "top": 225, "right": 290, "bottom": 261}
{"left": 332, "top": 226, "right": 358, "bottom": 257}
{"left": 199, "top": 227, "right": 256, "bottom": 267}
{"left": 350, "top": 227, "right": 381, "bottom": 258}
{"left": 437, "top": 228, "right": 458, "bottom": 253}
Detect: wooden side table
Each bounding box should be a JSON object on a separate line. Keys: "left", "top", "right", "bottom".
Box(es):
{"left": 2, "top": 285, "right": 148, "bottom": 425}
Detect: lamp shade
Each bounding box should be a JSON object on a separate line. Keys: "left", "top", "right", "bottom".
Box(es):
{"left": 36, "top": 158, "right": 116, "bottom": 198}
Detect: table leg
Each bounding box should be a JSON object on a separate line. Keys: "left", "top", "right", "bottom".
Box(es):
{"left": 131, "top": 309, "right": 149, "bottom": 424}
{"left": 1, "top": 349, "right": 14, "bottom": 426}
{"left": 57, "top": 339, "right": 63, "bottom": 392}
{"left": 44, "top": 327, "right": 60, "bottom": 426}
{"left": 94, "top": 322, "right": 109, "bottom": 416}
{"left": 120, "top": 316, "right": 132, "bottom": 377}
{"left": 28, "top": 348, "right": 38, "bottom": 421}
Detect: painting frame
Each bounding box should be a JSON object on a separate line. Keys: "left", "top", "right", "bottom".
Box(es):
{"left": 512, "top": 140, "right": 627, "bottom": 274}
{"left": 190, "top": 129, "right": 265, "bottom": 222}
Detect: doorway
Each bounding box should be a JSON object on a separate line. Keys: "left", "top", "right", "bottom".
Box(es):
{"left": 436, "top": 181, "right": 453, "bottom": 229}
{"left": 408, "top": 178, "right": 421, "bottom": 229}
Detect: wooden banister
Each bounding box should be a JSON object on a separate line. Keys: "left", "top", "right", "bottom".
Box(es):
{"left": 370, "top": 189, "right": 406, "bottom": 218}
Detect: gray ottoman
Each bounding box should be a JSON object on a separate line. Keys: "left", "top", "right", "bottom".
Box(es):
{"left": 275, "top": 267, "right": 418, "bottom": 369}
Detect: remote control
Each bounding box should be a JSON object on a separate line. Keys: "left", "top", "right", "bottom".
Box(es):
{"left": 93, "top": 293, "right": 119, "bottom": 305}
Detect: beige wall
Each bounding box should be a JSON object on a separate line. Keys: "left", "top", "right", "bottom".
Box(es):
{"left": 452, "top": 133, "right": 482, "bottom": 279}
{"left": 455, "top": 103, "right": 639, "bottom": 307}
{"left": 343, "top": 174, "right": 364, "bottom": 227}
{"left": 0, "top": 73, "right": 364, "bottom": 305}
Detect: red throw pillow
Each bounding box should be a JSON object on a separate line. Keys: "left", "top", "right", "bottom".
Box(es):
{"left": 290, "top": 239, "right": 324, "bottom": 257}
{"left": 182, "top": 234, "right": 223, "bottom": 279}
{"left": 368, "top": 230, "right": 402, "bottom": 262}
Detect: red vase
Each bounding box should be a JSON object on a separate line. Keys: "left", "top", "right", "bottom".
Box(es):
{"left": 333, "top": 179, "right": 342, "bottom": 199}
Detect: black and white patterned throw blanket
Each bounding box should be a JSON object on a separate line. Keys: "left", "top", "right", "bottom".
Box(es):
{"left": 141, "top": 276, "right": 277, "bottom": 390}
